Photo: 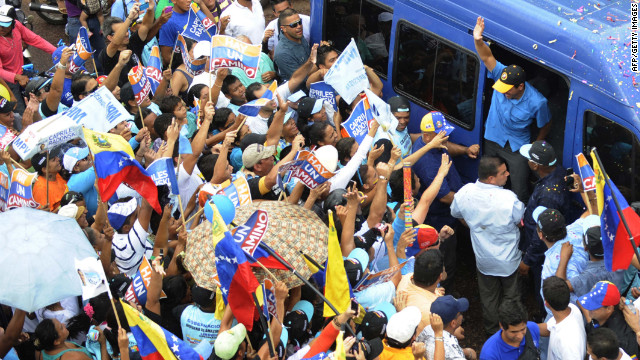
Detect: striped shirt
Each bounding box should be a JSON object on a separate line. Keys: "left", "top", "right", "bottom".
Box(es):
{"left": 112, "top": 220, "right": 152, "bottom": 277}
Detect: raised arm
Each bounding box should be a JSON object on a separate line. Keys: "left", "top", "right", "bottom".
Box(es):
{"left": 413, "top": 153, "right": 451, "bottom": 224}
{"left": 393, "top": 131, "right": 448, "bottom": 170}
{"left": 211, "top": 131, "right": 236, "bottom": 184}
{"left": 45, "top": 47, "right": 73, "bottom": 113}
{"left": 265, "top": 93, "right": 287, "bottom": 146}
{"left": 182, "top": 101, "right": 214, "bottom": 175}
{"left": 473, "top": 17, "right": 497, "bottom": 72}
{"left": 286, "top": 44, "right": 319, "bottom": 92}
{"left": 107, "top": 4, "right": 139, "bottom": 57}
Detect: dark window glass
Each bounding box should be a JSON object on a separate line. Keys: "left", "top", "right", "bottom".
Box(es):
{"left": 324, "top": 0, "right": 392, "bottom": 77}
{"left": 584, "top": 111, "right": 640, "bottom": 202}
{"left": 392, "top": 21, "right": 478, "bottom": 129}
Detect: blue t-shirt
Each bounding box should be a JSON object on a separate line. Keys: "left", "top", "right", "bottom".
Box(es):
{"left": 480, "top": 322, "right": 540, "bottom": 360}
{"left": 180, "top": 305, "right": 221, "bottom": 348}
{"left": 484, "top": 61, "right": 551, "bottom": 152}
{"left": 158, "top": 10, "right": 190, "bottom": 47}
{"left": 67, "top": 167, "right": 99, "bottom": 217}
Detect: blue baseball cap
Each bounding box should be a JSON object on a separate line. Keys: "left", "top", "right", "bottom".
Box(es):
{"left": 291, "top": 300, "right": 314, "bottom": 322}
{"left": 62, "top": 146, "right": 90, "bottom": 172}
{"left": 420, "top": 111, "right": 454, "bottom": 135}
{"left": 430, "top": 295, "right": 469, "bottom": 324}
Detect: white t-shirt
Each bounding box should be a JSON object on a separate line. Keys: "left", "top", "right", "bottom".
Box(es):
{"left": 220, "top": 0, "right": 265, "bottom": 46}
{"left": 547, "top": 303, "right": 586, "bottom": 360}
{"left": 112, "top": 220, "right": 152, "bottom": 276}
{"left": 246, "top": 114, "right": 270, "bottom": 134}
{"left": 178, "top": 163, "right": 205, "bottom": 226}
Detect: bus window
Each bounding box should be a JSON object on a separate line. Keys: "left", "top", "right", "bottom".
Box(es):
{"left": 392, "top": 21, "right": 478, "bottom": 129}
{"left": 584, "top": 111, "right": 640, "bottom": 202}
{"left": 323, "top": 0, "right": 392, "bottom": 77}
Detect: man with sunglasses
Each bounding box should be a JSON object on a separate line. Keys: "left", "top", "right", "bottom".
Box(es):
{"left": 264, "top": 0, "right": 310, "bottom": 57}
{"left": 273, "top": 8, "right": 310, "bottom": 82}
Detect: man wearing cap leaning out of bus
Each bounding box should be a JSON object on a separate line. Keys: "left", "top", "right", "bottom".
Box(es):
{"left": 417, "top": 295, "right": 476, "bottom": 360}
{"left": 379, "top": 306, "right": 428, "bottom": 360}
{"left": 64, "top": 146, "right": 99, "bottom": 218}
{"left": 474, "top": 17, "right": 551, "bottom": 202}
{"left": 580, "top": 281, "right": 640, "bottom": 358}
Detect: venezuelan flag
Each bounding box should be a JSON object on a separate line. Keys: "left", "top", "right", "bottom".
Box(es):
{"left": 83, "top": 128, "right": 161, "bottom": 213}
{"left": 121, "top": 300, "right": 203, "bottom": 360}
{"left": 590, "top": 149, "right": 640, "bottom": 271}
{"left": 323, "top": 211, "right": 351, "bottom": 317}
{"left": 238, "top": 81, "right": 278, "bottom": 117}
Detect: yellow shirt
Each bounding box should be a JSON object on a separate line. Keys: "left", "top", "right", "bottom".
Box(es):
{"left": 379, "top": 340, "right": 415, "bottom": 360}
{"left": 395, "top": 274, "right": 439, "bottom": 333}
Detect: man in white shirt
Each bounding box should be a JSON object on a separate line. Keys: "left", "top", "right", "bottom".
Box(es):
{"left": 107, "top": 197, "right": 153, "bottom": 276}
{"left": 587, "top": 328, "right": 634, "bottom": 360}
{"left": 450, "top": 156, "right": 524, "bottom": 335}
{"left": 542, "top": 276, "right": 586, "bottom": 360}
{"left": 264, "top": 0, "right": 310, "bottom": 56}
{"left": 220, "top": 0, "right": 265, "bottom": 46}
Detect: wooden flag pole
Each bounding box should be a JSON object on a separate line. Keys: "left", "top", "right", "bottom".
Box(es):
{"left": 45, "top": 150, "right": 50, "bottom": 209}
{"left": 176, "top": 154, "right": 187, "bottom": 226}
{"left": 176, "top": 206, "right": 205, "bottom": 231}
{"left": 10, "top": 158, "right": 26, "bottom": 171}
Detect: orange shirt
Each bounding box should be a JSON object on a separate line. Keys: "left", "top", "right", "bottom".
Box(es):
{"left": 395, "top": 274, "right": 440, "bottom": 333}
{"left": 378, "top": 340, "right": 415, "bottom": 360}
{"left": 32, "top": 173, "right": 68, "bottom": 210}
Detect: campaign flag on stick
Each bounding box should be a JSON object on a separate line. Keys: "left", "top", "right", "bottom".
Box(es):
{"left": 403, "top": 162, "right": 413, "bottom": 230}
{"left": 74, "top": 257, "right": 109, "bottom": 300}
{"left": 181, "top": 2, "right": 217, "bottom": 42}
{"left": 176, "top": 34, "right": 207, "bottom": 76}
{"left": 238, "top": 81, "right": 277, "bottom": 117}
{"left": 309, "top": 81, "right": 337, "bottom": 111}
{"left": 576, "top": 153, "right": 596, "bottom": 192}
{"left": 590, "top": 149, "right": 640, "bottom": 271}
{"left": 214, "top": 203, "right": 260, "bottom": 330}
{"left": 6, "top": 169, "right": 38, "bottom": 210}
{"left": 121, "top": 300, "right": 204, "bottom": 360}
{"left": 69, "top": 26, "right": 93, "bottom": 74}
{"left": 145, "top": 46, "right": 163, "bottom": 95}
{"left": 324, "top": 38, "right": 369, "bottom": 104}
{"left": 147, "top": 157, "right": 179, "bottom": 194}
{"left": 261, "top": 279, "right": 277, "bottom": 319}
{"left": 278, "top": 150, "right": 335, "bottom": 189}
{"left": 128, "top": 62, "right": 152, "bottom": 106}
{"left": 0, "top": 171, "right": 8, "bottom": 211}
{"left": 178, "top": 125, "right": 192, "bottom": 155}
{"left": 83, "top": 128, "right": 161, "bottom": 213}
{"left": 232, "top": 209, "right": 288, "bottom": 270}
{"left": 323, "top": 211, "right": 351, "bottom": 317}
{"left": 210, "top": 35, "right": 261, "bottom": 79}
{"left": 0, "top": 124, "right": 16, "bottom": 149}
{"left": 123, "top": 257, "right": 167, "bottom": 306}
{"left": 340, "top": 96, "right": 376, "bottom": 145}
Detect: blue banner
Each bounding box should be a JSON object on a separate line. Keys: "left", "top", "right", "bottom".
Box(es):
{"left": 147, "top": 157, "right": 179, "bottom": 194}
{"left": 340, "top": 97, "right": 374, "bottom": 145}
{"left": 309, "top": 81, "right": 337, "bottom": 111}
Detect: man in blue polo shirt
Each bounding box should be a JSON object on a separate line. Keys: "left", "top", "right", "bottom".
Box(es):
{"left": 473, "top": 16, "right": 551, "bottom": 202}
{"left": 411, "top": 111, "right": 479, "bottom": 288}
{"left": 480, "top": 300, "right": 548, "bottom": 360}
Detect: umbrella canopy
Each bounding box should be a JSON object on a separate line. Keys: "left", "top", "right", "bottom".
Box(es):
{"left": 185, "top": 201, "right": 328, "bottom": 289}
{"left": 0, "top": 208, "right": 98, "bottom": 312}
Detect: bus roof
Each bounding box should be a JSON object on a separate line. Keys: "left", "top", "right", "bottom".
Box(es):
{"left": 402, "top": 0, "right": 640, "bottom": 121}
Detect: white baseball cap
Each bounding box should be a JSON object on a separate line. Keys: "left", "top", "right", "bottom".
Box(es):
{"left": 386, "top": 306, "right": 421, "bottom": 343}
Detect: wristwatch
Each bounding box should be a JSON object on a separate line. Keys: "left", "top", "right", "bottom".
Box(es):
{"left": 56, "top": 62, "right": 67, "bottom": 70}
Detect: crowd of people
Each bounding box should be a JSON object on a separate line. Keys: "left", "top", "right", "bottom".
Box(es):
{"left": 0, "top": 1, "right": 640, "bottom": 360}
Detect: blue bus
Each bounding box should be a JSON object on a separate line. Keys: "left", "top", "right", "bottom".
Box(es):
{"left": 309, "top": 0, "right": 640, "bottom": 202}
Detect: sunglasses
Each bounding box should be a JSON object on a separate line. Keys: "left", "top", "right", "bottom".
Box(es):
{"left": 82, "top": 85, "right": 98, "bottom": 96}
{"left": 286, "top": 19, "right": 302, "bottom": 28}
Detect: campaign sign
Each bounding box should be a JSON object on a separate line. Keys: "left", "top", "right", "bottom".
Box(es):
{"left": 6, "top": 169, "right": 38, "bottom": 209}
{"left": 181, "top": 2, "right": 217, "bottom": 42}
{"left": 309, "top": 81, "right": 338, "bottom": 111}
{"left": 147, "top": 157, "right": 178, "bottom": 194}
{"left": 217, "top": 177, "right": 251, "bottom": 207}
{"left": 279, "top": 150, "right": 335, "bottom": 189}
{"left": 0, "top": 124, "right": 16, "bottom": 149}
{"left": 340, "top": 97, "right": 375, "bottom": 145}
{"left": 123, "top": 257, "right": 167, "bottom": 306}
{"left": 262, "top": 279, "right": 277, "bottom": 319}
{"left": 176, "top": 34, "right": 207, "bottom": 76}
{"left": 145, "top": 46, "right": 163, "bottom": 95}
{"left": 69, "top": 26, "right": 93, "bottom": 73}
{"left": 354, "top": 258, "right": 414, "bottom": 292}
{"left": 0, "top": 171, "right": 8, "bottom": 211}
{"left": 233, "top": 210, "right": 269, "bottom": 256}
{"left": 128, "top": 63, "right": 152, "bottom": 106}
{"left": 324, "top": 38, "right": 369, "bottom": 104}
{"left": 210, "top": 35, "right": 261, "bottom": 79}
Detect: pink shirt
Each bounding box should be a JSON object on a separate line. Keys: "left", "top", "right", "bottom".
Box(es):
{"left": 0, "top": 21, "right": 56, "bottom": 83}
